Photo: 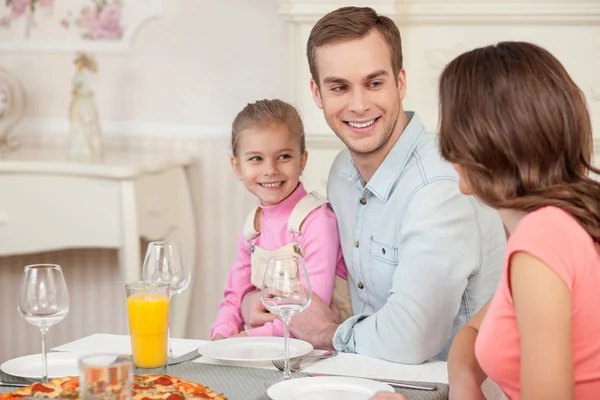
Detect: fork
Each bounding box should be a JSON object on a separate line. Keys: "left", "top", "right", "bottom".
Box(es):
{"left": 272, "top": 350, "right": 337, "bottom": 372}
{"left": 0, "top": 381, "right": 29, "bottom": 387}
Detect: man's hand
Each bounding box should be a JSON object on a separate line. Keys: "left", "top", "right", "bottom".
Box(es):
{"left": 289, "top": 293, "right": 341, "bottom": 350}
{"left": 449, "top": 381, "right": 486, "bottom": 400}
{"left": 241, "top": 289, "right": 277, "bottom": 328}
{"left": 369, "top": 392, "right": 407, "bottom": 400}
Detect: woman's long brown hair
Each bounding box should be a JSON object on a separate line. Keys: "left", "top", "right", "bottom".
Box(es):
{"left": 438, "top": 41, "right": 600, "bottom": 242}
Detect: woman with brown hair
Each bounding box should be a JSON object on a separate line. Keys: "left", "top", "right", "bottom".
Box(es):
{"left": 434, "top": 41, "right": 600, "bottom": 399}
{"left": 372, "top": 40, "right": 600, "bottom": 400}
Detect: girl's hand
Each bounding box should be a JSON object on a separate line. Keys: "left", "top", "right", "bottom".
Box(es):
{"left": 228, "top": 332, "right": 249, "bottom": 339}
{"left": 212, "top": 334, "right": 225, "bottom": 341}
{"left": 368, "top": 392, "right": 407, "bottom": 400}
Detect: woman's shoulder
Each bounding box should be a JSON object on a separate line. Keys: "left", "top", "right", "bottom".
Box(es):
{"left": 517, "top": 206, "right": 587, "bottom": 236}
{"left": 511, "top": 206, "right": 596, "bottom": 259}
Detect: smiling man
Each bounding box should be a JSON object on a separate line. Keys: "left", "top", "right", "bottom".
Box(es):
{"left": 281, "top": 6, "right": 507, "bottom": 364}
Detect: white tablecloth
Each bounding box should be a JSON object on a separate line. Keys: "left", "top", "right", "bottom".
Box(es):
{"left": 52, "top": 333, "right": 448, "bottom": 384}
{"left": 51, "top": 333, "right": 505, "bottom": 399}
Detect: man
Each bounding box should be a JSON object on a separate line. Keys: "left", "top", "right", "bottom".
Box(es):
{"left": 242, "top": 6, "right": 505, "bottom": 364}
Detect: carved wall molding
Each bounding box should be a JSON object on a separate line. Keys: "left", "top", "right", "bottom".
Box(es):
{"left": 277, "top": 0, "right": 397, "bottom": 23}
{"left": 393, "top": 1, "right": 600, "bottom": 24}
{"left": 278, "top": 1, "right": 600, "bottom": 24}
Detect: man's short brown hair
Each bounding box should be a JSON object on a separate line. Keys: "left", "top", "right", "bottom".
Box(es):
{"left": 307, "top": 6, "right": 403, "bottom": 84}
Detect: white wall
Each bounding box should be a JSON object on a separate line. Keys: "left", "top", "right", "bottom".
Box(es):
{"left": 1, "top": 0, "right": 292, "bottom": 135}
{"left": 281, "top": 1, "right": 600, "bottom": 194}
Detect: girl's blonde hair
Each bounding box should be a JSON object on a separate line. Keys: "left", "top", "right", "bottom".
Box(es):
{"left": 231, "top": 99, "right": 305, "bottom": 157}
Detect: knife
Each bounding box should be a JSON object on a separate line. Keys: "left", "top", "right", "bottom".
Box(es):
{"left": 168, "top": 349, "right": 202, "bottom": 366}
{"left": 307, "top": 373, "right": 437, "bottom": 391}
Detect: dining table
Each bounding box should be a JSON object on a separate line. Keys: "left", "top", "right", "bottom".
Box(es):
{"left": 0, "top": 333, "right": 506, "bottom": 399}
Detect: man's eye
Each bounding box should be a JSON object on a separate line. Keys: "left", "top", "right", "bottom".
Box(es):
{"left": 332, "top": 85, "right": 348, "bottom": 92}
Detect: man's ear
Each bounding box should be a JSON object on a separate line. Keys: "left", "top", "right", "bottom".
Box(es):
{"left": 310, "top": 79, "right": 323, "bottom": 109}
{"left": 230, "top": 155, "right": 242, "bottom": 180}
{"left": 397, "top": 68, "right": 407, "bottom": 101}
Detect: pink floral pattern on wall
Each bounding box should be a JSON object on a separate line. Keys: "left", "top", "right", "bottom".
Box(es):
{"left": 74, "top": 1, "right": 124, "bottom": 40}
{"left": 1, "top": 0, "right": 55, "bottom": 29}
{"left": 1, "top": 0, "right": 125, "bottom": 40}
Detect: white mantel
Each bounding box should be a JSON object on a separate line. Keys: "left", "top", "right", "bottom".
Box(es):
{"left": 274, "top": 0, "right": 600, "bottom": 193}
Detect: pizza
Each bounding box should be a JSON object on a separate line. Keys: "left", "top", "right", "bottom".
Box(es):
{"left": 0, "top": 374, "right": 226, "bottom": 399}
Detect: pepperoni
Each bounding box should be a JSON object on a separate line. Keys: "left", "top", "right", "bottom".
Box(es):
{"left": 31, "top": 383, "right": 54, "bottom": 393}
{"left": 166, "top": 394, "right": 185, "bottom": 400}
{"left": 61, "top": 379, "right": 79, "bottom": 391}
{"left": 139, "top": 398, "right": 152, "bottom": 400}
{"left": 133, "top": 384, "right": 151, "bottom": 391}
{"left": 154, "top": 376, "right": 173, "bottom": 386}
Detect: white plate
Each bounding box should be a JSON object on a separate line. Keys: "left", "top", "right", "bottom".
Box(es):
{"left": 198, "top": 337, "right": 313, "bottom": 362}
{"left": 1, "top": 352, "right": 80, "bottom": 380}
{"left": 267, "top": 376, "right": 394, "bottom": 400}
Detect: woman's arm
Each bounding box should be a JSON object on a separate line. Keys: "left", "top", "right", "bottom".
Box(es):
{"left": 447, "top": 300, "right": 490, "bottom": 400}
{"left": 510, "top": 251, "right": 574, "bottom": 400}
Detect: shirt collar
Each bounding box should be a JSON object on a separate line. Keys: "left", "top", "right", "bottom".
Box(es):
{"left": 339, "top": 111, "right": 426, "bottom": 201}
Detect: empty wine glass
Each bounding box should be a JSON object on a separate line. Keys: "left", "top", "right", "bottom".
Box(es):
{"left": 141, "top": 241, "right": 190, "bottom": 359}
{"left": 18, "top": 264, "right": 70, "bottom": 383}
{"left": 261, "top": 253, "right": 312, "bottom": 382}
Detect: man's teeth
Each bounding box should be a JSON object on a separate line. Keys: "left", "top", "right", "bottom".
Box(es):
{"left": 261, "top": 182, "right": 282, "bottom": 188}
{"left": 348, "top": 119, "right": 376, "bottom": 128}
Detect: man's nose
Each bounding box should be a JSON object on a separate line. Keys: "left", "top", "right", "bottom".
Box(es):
{"left": 348, "top": 88, "right": 370, "bottom": 114}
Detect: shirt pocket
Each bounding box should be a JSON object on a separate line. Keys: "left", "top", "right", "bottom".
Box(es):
{"left": 369, "top": 237, "right": 399, "bottom": 295}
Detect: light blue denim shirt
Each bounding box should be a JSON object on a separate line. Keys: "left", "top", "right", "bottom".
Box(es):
{"left": 328, "top": 112, "right": 506, "bottom": 364}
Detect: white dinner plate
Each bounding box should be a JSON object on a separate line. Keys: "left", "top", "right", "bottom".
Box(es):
{"left": 267, "top": 376, "right": 394, "bottom": 400}
{"left": 1, "top": 352, "right": 80, "bottom": 380}
{"left": 198, "top": 337, "right": 313, "bottom": 362}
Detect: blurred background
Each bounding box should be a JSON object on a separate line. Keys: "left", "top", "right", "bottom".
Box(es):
{"left": 0, "top": 0, "right": 598, "bottom": 361}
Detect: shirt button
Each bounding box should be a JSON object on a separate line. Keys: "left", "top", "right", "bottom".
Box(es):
{"left": 354, "top": 240, "right": 359, "bottom": 248}
{"left": 357, "top": 282, "right": 365, "bottom": 289}
{"left": 360, "top": 197, "right": 367, "bottom": 205}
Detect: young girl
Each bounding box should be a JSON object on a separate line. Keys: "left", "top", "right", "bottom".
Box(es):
{"left": 435, "top": 42, "right": 600, "bottom": 399}
{"left": 210, "top": 99, "right": 351, "bottom": 339}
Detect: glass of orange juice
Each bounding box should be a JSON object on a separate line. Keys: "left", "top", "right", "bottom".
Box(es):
{"left": 125, "top": 281, "right": 170, "bottom": 371}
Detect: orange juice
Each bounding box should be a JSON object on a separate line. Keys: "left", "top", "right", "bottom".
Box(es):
{"left": 126, "top": 292, "right": 169, "bottom": 368}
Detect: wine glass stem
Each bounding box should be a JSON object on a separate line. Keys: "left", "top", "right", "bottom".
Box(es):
{"left": 282, "top": 314, "right": 292, "bottom": 380}
{"left": 40, "top": 328, "right": 48, "bottom": 383}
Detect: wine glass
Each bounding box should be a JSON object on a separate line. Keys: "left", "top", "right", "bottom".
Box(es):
{"left": 141, "top": 240, "right": 190, "bottom": 359}
{"left": 261, "top": 253, "right": 312, "bottom": 382}
{"left": 18, "top": 264, "right": 70, "bottom": 383}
